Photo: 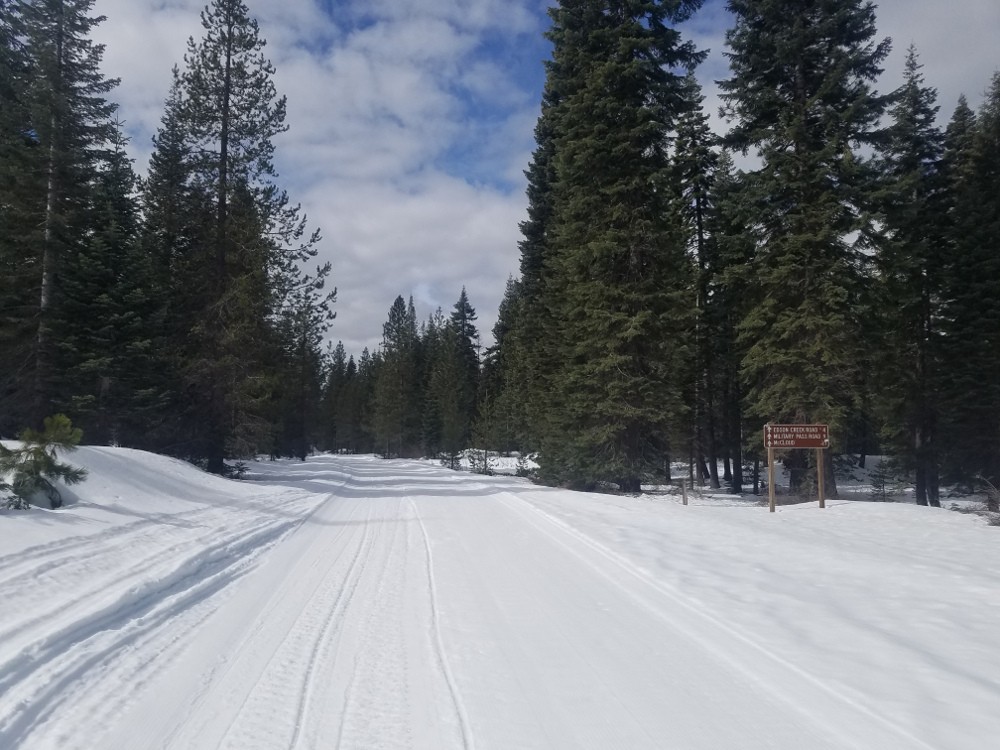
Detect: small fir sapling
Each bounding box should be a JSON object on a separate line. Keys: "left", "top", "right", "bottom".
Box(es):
{"left": 0, "top": 415, "right": 88, "bottom": 510}
{"left": 868, "top": 459, "right": 898, "bottom": 502}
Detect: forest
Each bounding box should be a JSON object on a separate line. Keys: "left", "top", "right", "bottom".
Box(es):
{"left": 2, "top": 0, "right": 999, "bottom": 504}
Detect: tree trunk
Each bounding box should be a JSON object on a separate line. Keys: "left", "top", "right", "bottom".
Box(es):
{"left": 823, "top": 449, "right": 838, "bottom": 499}
{"left": 785, "top": 451, "right": 808, "bottom": 495}
{"left": 618, "top": 476, "right": 641, "bottom": 493}
{"left": 215, "top": 16, "right": 234, "bottom": 283}
{"left": 928, "top": 457, "right": 940, "bottom": 508}
{"left": 206, "top": 445, "right": 225, "bottom": 475}
{"left": 730, "top": 389, "right": 743, "bottom": 493}
{"left": 36, "top": 7, "right": 66, "bottom": 423}
{"left": 914, "top": 425, "right": 929, "bottom": 506}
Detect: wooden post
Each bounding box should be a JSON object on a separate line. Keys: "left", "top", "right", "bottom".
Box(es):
{"left": 817, "top": 447, "right": 825, "bottom": 509}
{"left": 681, "top": 478, "right": 688, "bottom": 506}
{"left": 768, "top": 446, "right": 776, "bottom": 513}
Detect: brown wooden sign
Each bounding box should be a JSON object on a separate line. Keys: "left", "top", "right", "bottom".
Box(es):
{"left": 764, "top": 424, "right": 829, "bottom": 449}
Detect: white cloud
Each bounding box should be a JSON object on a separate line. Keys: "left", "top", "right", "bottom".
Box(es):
{"left": 693, "top": 0, "right": 1000, "bottom": 140}
{"left": 92, "top": 0, "right": 542, "bottom": 353}
{"left": 876, "top": 0, "right": 1000, "bottom": 116}
{"left": 90, "top": 0, "right": 999, "bottom": 355}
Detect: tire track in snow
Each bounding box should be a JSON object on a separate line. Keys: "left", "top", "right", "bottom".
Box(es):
{"left": 0, "top": 488, "right": 317, "bottom": 642}
{"left": 0, "top": 488, "right": 312, "bottom": 588}
{"left": 0, "top": 508, "right": 209, "bottom": 586}
{"left": 409, "top": 495, "right": 475, "bottom": 750}
{"left": 287, "top": 500, "right": 381, "bottom": 750}
{"left": 335, "top": 498, "right": 413, "bottom": 750}
{"left": 0, "top": 515, "right": 301, "bottom": 748}
{"left": 497, "top": 492, "right": 938, "bottom": 750}
{"left": 0, "top": 511, "right": 276, "bottom": 645}
{"left": 215, "top": 498, "right": 379, "bottom": 750}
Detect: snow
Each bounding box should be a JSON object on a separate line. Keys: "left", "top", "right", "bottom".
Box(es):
{"left": 1, "top": 448, "right": 998, "bottom": 749}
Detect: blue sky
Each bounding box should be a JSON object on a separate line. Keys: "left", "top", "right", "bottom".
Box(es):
{"left": 92, "top": 0, "right": 1000, "bottom": 354}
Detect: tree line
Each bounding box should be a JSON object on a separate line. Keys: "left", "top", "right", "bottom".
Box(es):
{"left": 4, "top": 0, "right": 999, "bottom": 504}
{"left": 475, "top": 0, "right": 1000, "bottom": 502}
{"left": 0, "top": 0, "right": 334, "bottom": 473}
{"left": 319, "top": 290, "right": 482, "bottom": 467}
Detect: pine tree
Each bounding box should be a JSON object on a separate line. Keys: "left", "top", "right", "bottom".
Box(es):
{"left": 274, "top": 261, "right": 336, "bottom": 460}
{"left": 418, "top": 308, "right": 447, "bottom": 456}
{"left": 320, "top": 341, "right": 347, "bottom": 451}
{"left": 143, "top": 69, "right": 200, "bottom": 290}
{"left": 372, "top": 296, "right": 419, "bottom": 457}
{"left": 427, "top": 323, "right": 471, "bottom": 469}
{"left": 478, "top": 276, "right": 527, "bottom": 454}
{"left": 537, "top": 0, "right": 704, "bottom": 491}
{"left": 0, "top": 0, "right": 40, "bottom": 437}
{"left": 334, "top": 353, "right": 359, "bottom": 453}
{"left": 939, "top": 77, "right": 1000, "bottom": 487}
{"left": 134, "top": 70, "right": 205, "bottom": 453}
{"left": 0, "top": 413, "right": 86, "bottom": 509}
{"left": 357, "top": 347, "right": 379, "bottom": 454}
{"left": 709, "top": 152, "right": 754, "bottom": 493}
{"left": 169, "top": 0, "right": 318, "bottom": 471}
{"left": 874, "top": 46, "right": 945, "bottom": 506}
{"left": 18, "top": 0, "right": 118, "bottom": 424}
{"left": 719, "top": 0, "right": 892, "bottom": 496}
{"left": 449, "top": 286, "right": 480, "bottom": 405}
{"left": 674, "top": 72, "right": 721, "bottom": 488}
{"left": 488, "top": 14, "right": 571, "bottom": 458}
{"left": 56, "top": 120, "right": 158, "bottom": 446}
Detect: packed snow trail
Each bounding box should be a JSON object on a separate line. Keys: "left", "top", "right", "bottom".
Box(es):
{"left": 1, "top": 450, "right": 998, "bottom": 748}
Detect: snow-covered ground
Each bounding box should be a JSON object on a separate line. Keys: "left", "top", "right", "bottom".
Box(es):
{"left": 1, "top": 448, "right": 998, "bottom": 749}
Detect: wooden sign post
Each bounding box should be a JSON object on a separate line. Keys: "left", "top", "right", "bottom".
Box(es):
{"left": 763, "top": 424, "right": 830, "bottom": 513}
{"left": 767, "top": 445, "right": 776, "bottom": 512}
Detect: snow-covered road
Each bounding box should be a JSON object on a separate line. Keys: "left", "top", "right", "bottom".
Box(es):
{"left": 1, "top": 450, "right": 998, "bottom": 749}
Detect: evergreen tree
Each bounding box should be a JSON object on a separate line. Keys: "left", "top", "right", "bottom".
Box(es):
{"left": 137, "top": 69, "right": 205, "bottom": 453}
{"left": 419, "top": 307, "right": 447, "bottom": 457}
{"left": 674, "top": 72, "right": 721, "bottom": 488}
{"left": 320, "top": 340, "right": 347, "bottom": 450}
{"left": 427, "top": 323, "right": 471, "bottom": 468}
{"left": 57, "top": 120, "right": 158, "bottom": 446}
{"left": 478, "top": 276, "right": 527, "bottom": 455}
{"left": 372, "top": 296, "right": 419, "bottom": 456}
{"left": 274, "top": 262, "right": 336, "bottom": 459}
{"left": 488, "top": 16, "right": 570, "bottom": 459}
{"left": 449, "top": 286, "right": 480, "bottom": 405}
{"left": 939, "top": 77, "right": 1000, "bottom": 487}
{"left": 537, "top": 0, "right": 704, "bottom": 491}
{"left": 0, "top": 413, "right": 86, "bottom": 508}
{"left": 170, "top": 0, "right": 316, "bottom": 471}
{"left": 142, "top": 68, "right": 202, "bottom": 313}
{"left": 357, "top": 347, "right": 379, "bottom": 454}
{"left": 719, "top": 0, "right": 892, "bottom": 496}
{"left": 0, "top": 0, "right": 40, "bottom": 437}
{"left": 709, "top": 152, "right": 753, "bottom": 493}
{"left": 334, "top": 353, "right": 359, "bottom": 452}
{"left": 874, "top": 47, "right": 945, "bottom": 506}
{"left": 18, "top": 0, "right": 118, "bottom": 423}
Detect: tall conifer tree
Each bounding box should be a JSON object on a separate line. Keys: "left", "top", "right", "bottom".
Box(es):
{"left": 674, "top": 72, "right": 721, "bottom": 488}
{"left": 57, "top": 122, "right": 155, "bottom": 445}
{"left": 939, "top": 78, "right": 1000, "bottom": 489}
{"left": 875, "top": 47, "right": 945, "bottom": 506}
{"left": 720, "top": 0, "right": 891, "bottom": 496}
{"left": 372, "top": 296, "right": 419, "bottom": 457}
{"left": 538, "top": 0, "right": 704, "bottom": 491}
{"left": 19, "top": 0, "right": 117, "bottom": 423}
{"left": 0, "top": 0, "right": 39, "bottom": 436}
{"left": 170, "top": 0, "right": 322, "bottom": 471}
